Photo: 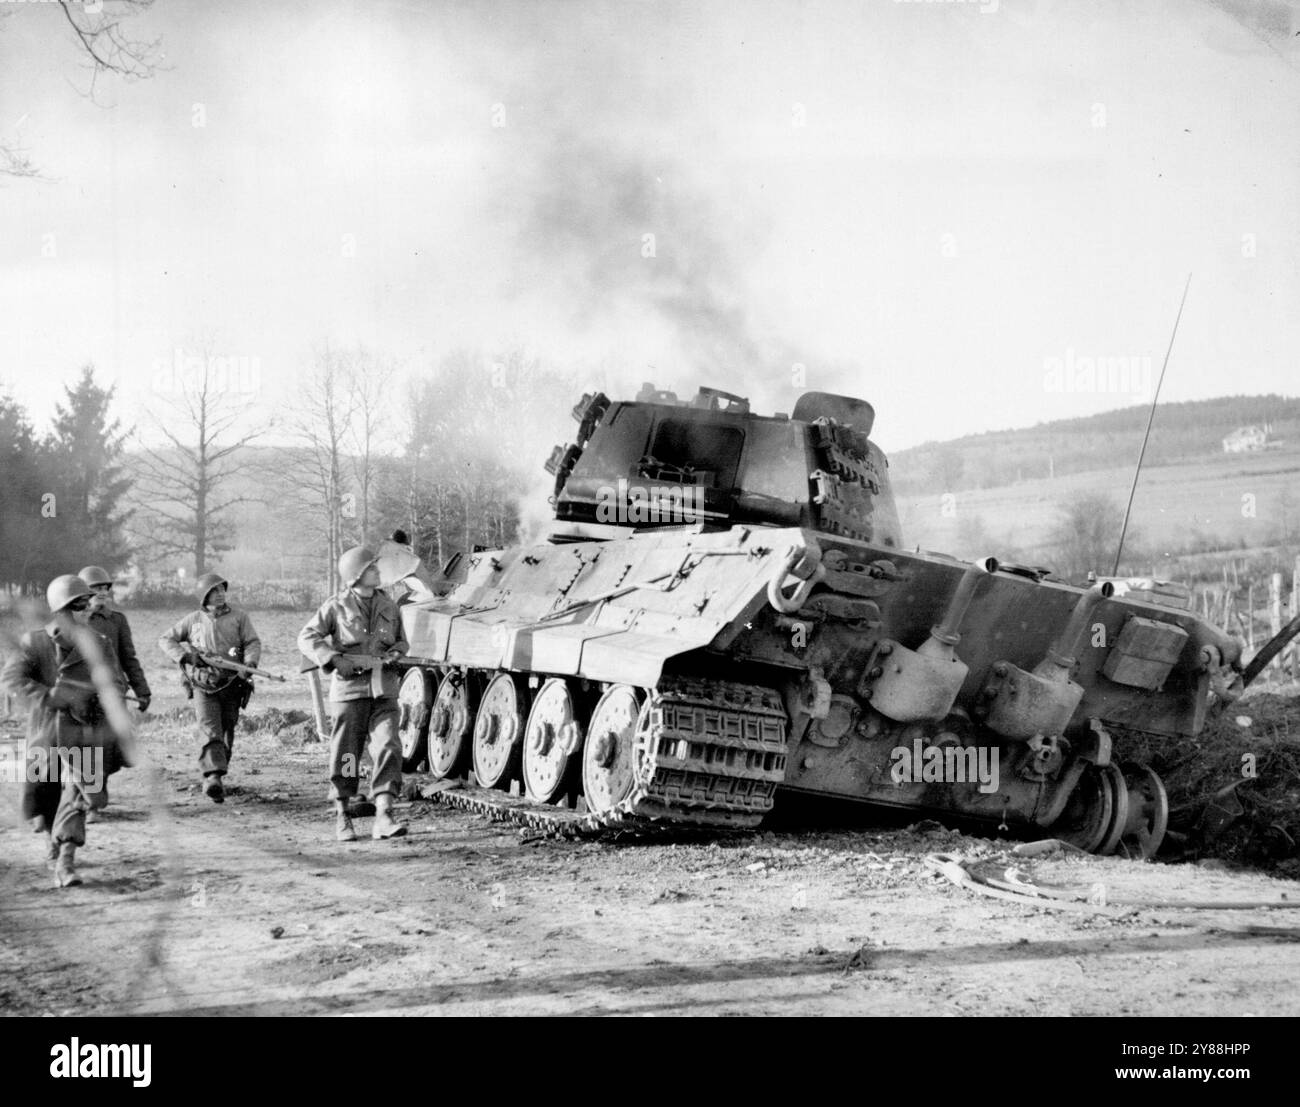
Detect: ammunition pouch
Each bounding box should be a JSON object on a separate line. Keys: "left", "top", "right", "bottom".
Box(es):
{"left": 190, "top": 665, "right": 237, "bottom": 694}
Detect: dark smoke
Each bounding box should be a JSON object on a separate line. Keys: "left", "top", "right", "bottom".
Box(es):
{"left": 510, "top": 127, "right": 783, "bottom": 376}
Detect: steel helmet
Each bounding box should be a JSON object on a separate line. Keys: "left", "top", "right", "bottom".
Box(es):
{"left": 78, "top": 565, "right": 114, "bottom": 588}
{"left": 196, "top": 571, "right": 229, "bottom": 606}
{"left": 47, "top": 574, "right": 93, "bottom": 613}
{"left": 338, "top": 545, "right": 379, "bottom": 587}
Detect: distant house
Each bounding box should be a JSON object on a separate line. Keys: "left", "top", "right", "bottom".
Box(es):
{"left": 1222, "top": 425, "right": 1268, "bottom": 453}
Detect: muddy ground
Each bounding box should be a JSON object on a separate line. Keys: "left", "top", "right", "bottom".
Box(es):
{"left": 2, "top": 607, "right": 1299, "bottom": 1017}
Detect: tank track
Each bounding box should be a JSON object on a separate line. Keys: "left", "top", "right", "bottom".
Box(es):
{"left": 423, "top": 674, "right": 789, "bottom": 839}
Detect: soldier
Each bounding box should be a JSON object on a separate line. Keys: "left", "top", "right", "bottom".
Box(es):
{"left": 80, "top": 566, "right": 152, "bottom": 717}
{"left": 298, "top": 545, "right": 409, "bottom": 842}
{"left": 1, "top": 575, "right": 117, "bottom": 887}
{"left": 158, "top": 572, "right": 261, "bottom": 804}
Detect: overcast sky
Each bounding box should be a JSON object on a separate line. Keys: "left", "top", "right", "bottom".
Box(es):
{"left": 1, "top": 0, "right": 1297, "bottom": 457}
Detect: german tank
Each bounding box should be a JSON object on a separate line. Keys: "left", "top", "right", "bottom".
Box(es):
{"left": 394, "top": 384, "right": 1244, "bottom": 855}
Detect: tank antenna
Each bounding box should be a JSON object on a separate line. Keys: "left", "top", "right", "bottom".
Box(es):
{"left": 1112, "top": 273, "right": 1192, "bottom": 577}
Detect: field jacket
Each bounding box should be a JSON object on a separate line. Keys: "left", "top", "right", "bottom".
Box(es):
{"left": 88, "top": 606, "right": 152, "bottom": 701}
{"left": 159, "top": 605, "right": 262, "bottom": 691}
{"left": 298, "top": 588, "right": 407, "bottom": 702}
{"left": 1, "top": 620, "right": 112, "bottom": 753}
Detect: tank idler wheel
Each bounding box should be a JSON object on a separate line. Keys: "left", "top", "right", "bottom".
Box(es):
{"left": 523, "top": 678, "right": 585, "bottom": 804}
{"left": 1095, "top": 762, "right": 1130, "bottom": 857}
{"left": 473, "top": 672, "right": 529, "bottom": 790}
{"left": 1115, "top": 762, "right": 1170, "bottom": 860}
{"left": 397, "top": 668, "right": 436, "bottom": 773}
{"left": 1053, "top": 763, "right": 1114, "bottom": 854}
{"left": 427, "top": 670, "right": 477, "bottom": 780}
{"left": 581, "top": 685, "right": 648, "bottom": 815}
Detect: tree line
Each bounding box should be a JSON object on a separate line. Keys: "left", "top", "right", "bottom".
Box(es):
{"left": 0, "top": 368, "right": 132, "bottom": 592}
{"left": 1, "top": 351, "right": 585, "bottom": 599}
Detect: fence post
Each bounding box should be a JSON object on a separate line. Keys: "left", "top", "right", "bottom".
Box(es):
{"left": 1247, "top": 582, "right": 1255, "bottom": 654}
{"left": 1270, "top": 572, "right": 1283, "bottom": 684}
{"left": 1291, "top": 555, "right": 1300, "bottom": 680}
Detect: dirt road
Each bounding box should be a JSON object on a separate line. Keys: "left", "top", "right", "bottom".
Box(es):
{"left": 4, "top": 690, "right": 1299, "bottom": 1017}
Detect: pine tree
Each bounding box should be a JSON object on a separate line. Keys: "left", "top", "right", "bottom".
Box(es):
{"left": 44, "top": 366, "right": 134, "bottom": 573}
{"left": 0, "top": 392, "right": 50, "bottom": 590}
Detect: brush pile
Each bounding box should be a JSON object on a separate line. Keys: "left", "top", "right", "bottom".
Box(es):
{"left": 1127, "top": 692, "right": 1300, "bottom": 875}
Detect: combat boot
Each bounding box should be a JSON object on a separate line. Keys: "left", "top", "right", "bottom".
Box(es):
{"left": 371, "top": 794, "right": 407, "bottom": 840}
{"left": 45, "top": 835, "right": 59, "bottom": 869}
{"left": 336, "top": 811, "right": 357, "bottom": 842}
{"left": 54, "top": 842, "right": 82, "bottom": 888}
{"left": 203, "top": 774, "right": 225, "bottom": 804}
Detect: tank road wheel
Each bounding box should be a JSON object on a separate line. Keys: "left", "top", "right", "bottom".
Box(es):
{"left": 523, "top": 678, "right": 585, "bottom": 804}
{"left": 1116, "top": 763, "right": 1170, "bottom": 860}
{"left": 581, "top": 684, "right": 648, "bottom": 815}
{"left": 1095, "top": 763, "right": 1130, "bottom": 857}
{"left": 397, "top": 668, "right": 436, "bottom": 773}
{"left": 472, "top": 672, "right": 529, "bottom": 790}
{"left": 1053, "top": 764, "right": 1114, "bottom": 854}
{"left": 427, "top": 670, "right": 477, "bottom": 780}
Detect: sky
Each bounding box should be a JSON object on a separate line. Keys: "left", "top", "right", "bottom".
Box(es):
{"left": 0, "top": 0, "right": 1297, "bottom": 459}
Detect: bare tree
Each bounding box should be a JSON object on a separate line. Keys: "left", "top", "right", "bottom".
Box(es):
{"left": 1, "top": 1, "right": 162, "bottom": 179}
{"left": 348, "top": 353, "right": 397, "bottom": 539}
{"left": 1047, "top": 490, "right": 1138, "bottom": 581}
{"left": 371, "top": 347, "right": 582, "bottom": 565}
{"left": 285, "top": 345, "right": 361, "bottom": 595}
{"left": 393, "top": 374, "right": 452, "bottom": 565}
{"left": 128, "top": 347, "right": 270, "bottom": 578}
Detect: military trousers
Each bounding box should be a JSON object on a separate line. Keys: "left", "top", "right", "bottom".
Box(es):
{"left": 328, "top": 697, "right": 401, "bottom": 801}
{"left": 22, "top": 724, "right": 111, "bottom": 847}
{"left": 194, "top": 684, "right": 243, "bottom": 778}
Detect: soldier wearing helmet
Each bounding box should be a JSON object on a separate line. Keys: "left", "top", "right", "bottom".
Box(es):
{"left": 79, "top": 565, "right": 152, "bottom": 718}
{"left": 298, "top": 545, "right": 409, "bottom": 842}
{"left": 158, "top": 570, "right": 261, "bottom": 803}
{"left": 0, "top": 575, "right": 118, "bottom": 887}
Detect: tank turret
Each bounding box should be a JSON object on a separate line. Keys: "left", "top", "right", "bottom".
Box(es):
{"left": 544, "top": 385, "right": 900, "bottom": 547}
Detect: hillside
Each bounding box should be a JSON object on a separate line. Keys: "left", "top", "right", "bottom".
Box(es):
{"left": 892, "top": 394, "right": 1300, "bottom": 495}
{"left": 891, "top": 395, "right": 1300, "bottom": 573}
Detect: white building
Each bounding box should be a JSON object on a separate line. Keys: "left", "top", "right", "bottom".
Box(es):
{"left": 1222, "top": 425, "right": 1269, "bottom": 453}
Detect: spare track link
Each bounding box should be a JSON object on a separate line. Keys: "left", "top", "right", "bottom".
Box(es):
{"left": 424, "top": 674, "right": 789, "bottom": 839}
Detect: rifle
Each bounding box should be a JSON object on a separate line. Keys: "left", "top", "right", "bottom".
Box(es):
{"left": 193, "top": 651, "right": 286, "bottom": 682}
{"left": 332, "top": 653, "right": 413, "bottom": 697}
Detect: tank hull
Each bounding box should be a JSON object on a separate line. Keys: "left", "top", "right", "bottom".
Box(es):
{"left": 400, "top": 523, "right": 1235, "bottom": 852}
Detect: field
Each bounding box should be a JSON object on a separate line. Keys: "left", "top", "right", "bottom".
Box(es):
{"left": 2, "top": 607, "right": 1300, "bottom": 1017}
{"left": 897, "top": 440, "right": 1300, "bottom": 567}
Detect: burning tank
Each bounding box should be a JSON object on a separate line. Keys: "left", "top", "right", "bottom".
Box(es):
{"left": 393, "top": 384, "right": 1246, "bottom": 855}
